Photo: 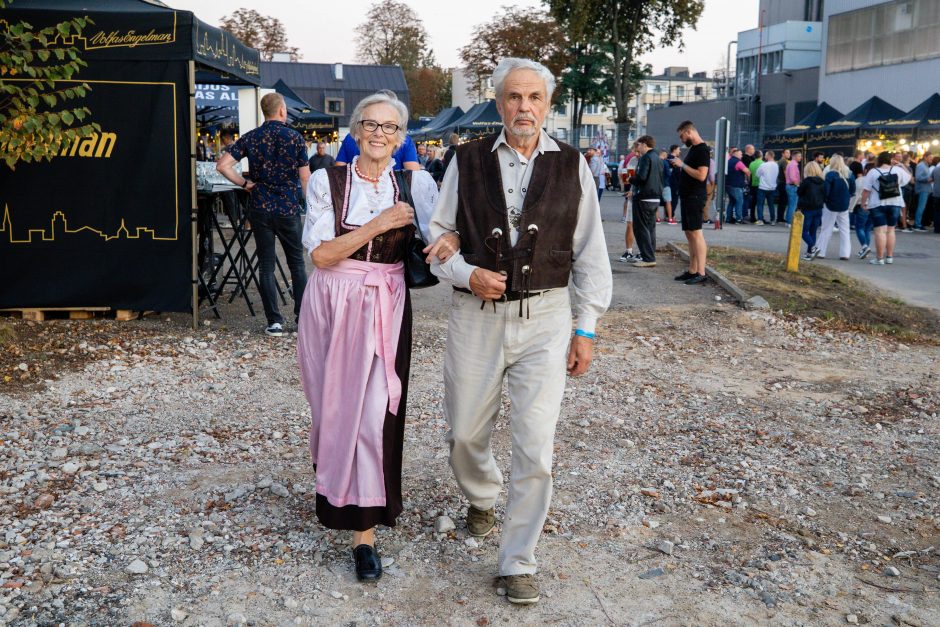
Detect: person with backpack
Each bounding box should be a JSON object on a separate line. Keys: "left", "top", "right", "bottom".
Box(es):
{"left": 815, "top": 154, "right": 856, "bottom": 260}
{"left": 860, "top": 151, "right": 912, "bottom": 265}
{"left": 797, "top": 161, "right": 827, "bottom": 260}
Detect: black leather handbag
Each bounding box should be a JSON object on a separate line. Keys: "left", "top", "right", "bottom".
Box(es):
{"left": 394, "top": 170, "right": 439, "bottom": 289}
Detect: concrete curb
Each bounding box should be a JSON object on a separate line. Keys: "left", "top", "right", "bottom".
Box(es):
{"left": 665, "top": 242, "right": 766, "bottom": 309}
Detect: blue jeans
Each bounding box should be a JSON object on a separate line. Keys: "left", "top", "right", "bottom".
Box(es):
{"left": 250, "top": 210, "right": 308, "bottom": 325}
{"left": 785, "top": 184, "right": 799, "bottom": 223}
{"left": 915, "top": 191, "right": 930, "bottom": 228}
{"left": 855, "top": 208, "right": 872, "bottom": 247}
{"left": 801, "top": 208, "right": 822, "bottom": 250}
{"left": 725, "top": 186, "right": 745, "bottom": 222}
{"left": 754, "top": 188, "right": 776, "bottom": 222}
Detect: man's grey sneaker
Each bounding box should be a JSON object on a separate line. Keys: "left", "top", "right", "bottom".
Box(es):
{"left": 265, "top": 323, "right": 285, "bottom": 337}
{"left": 885, "top": 256, "right": 894, "bottom": 264}
{"left": 466, "top": 505, "right": 496, "bottom": 538}
{"left": 869, "top": 258, "right": 885, "bottom": 265}
{"left": 503, "top": 574, "right": 540, "bottom": 605}
{"left": 857, "top": 245, "right": 871, "bottom": 259}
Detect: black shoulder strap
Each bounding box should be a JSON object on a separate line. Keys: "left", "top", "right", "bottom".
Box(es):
{"left": 394, "top": 169, "right": 423, "bottom": 238}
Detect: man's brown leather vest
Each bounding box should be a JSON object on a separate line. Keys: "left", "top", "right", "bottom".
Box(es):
{"left": 455, "top": 134, "right": 582, "bottom": 293}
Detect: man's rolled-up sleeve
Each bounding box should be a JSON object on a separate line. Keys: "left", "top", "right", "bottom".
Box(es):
{"left": 571, "top": 158, "right": 613, "bottom": 334}
{"left": 429, "top": 155, "right": 477, "bottom": 289}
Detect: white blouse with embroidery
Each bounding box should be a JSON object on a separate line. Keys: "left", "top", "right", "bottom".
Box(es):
{"left": 302, "top": 156, "right": 439, "bottom": 256}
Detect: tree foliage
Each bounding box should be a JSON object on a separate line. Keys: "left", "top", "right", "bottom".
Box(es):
{"left": 558, "top": 43, "right": 611, "bottom": 144}
{"left": 355, "top": 0, "right": 435, "bottom": 71}
{"left": 220, "top": 8, "right": 300, "bottom": 61}
{"left": 406, "top": 67, "right": 452, "bottom": 119}
{"left": 0, "top": 0, "right": 101, "bottom": 170}
{"left": 547, "top": 0, "right": 704, "bottom": 151}
{"left": 459, "top": 6, "right": 569, "bottom": 102}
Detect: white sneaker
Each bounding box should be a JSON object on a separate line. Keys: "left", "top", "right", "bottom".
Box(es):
{"left": 755, "top": 220, "right": 765, "bottom": 225}
{"left": 265, "top": 322, "right": 285, "bottom": 336}
{"left": 869, "top": 258, "right": 885, "bottom": 265}
{"left": 885, "top": 256, "right": 893, "bottom": 264}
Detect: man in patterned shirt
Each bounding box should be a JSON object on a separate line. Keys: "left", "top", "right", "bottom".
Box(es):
{"left": 217, "top": 93, "right": 311, "bottom": 336}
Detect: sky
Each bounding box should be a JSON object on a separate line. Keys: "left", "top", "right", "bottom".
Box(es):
{"left": 172, "top": 0, "right": 759, "bottom": 76}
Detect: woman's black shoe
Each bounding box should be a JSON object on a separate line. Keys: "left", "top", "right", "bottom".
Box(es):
{"left": 353, "top": 544, "right": 382, "bottom": 582}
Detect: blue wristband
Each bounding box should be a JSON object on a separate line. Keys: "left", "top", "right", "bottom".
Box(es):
{"left": 574, "top": 329, "right": 595, "bottom": 340}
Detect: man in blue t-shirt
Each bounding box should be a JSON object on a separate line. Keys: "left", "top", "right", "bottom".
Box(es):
{"left": 334, "top": 131, "right": 420, "bottom": 170}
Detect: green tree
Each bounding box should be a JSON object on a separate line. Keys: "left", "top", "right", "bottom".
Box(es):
{"left": 220, "top": 8, "right": 300, "bottom": 61}
{"left": 547, "top": 0, "right": 705, "bottom": 153}
{"left": 0, "top": 0, "right": 100, "bottom": 170}
{"left": 355, "top": 0, "right": 435, "bottom": 71}
{"left": 558, "top": 43, "right": 611, "bottom": 145}
{"left": 459, "top": 6, "right": 569, "bottom": 102}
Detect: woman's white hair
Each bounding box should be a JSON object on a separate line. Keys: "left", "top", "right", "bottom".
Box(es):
{"left": 492, "top": 57, "right": 556, "bottom": 102}
{"left": 349, "top": 92, "right": 409, "bottom": 150}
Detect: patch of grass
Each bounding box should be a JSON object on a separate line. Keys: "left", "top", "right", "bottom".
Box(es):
{"left": 701, "top": 246, "right": 940, "bottom": 343}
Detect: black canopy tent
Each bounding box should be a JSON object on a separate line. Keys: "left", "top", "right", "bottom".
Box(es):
{"left": 409, "top": 106, "right": 465, "bottom": 141}
{"left": 764, "top": 102, "right": 843, "bottom": 152}
{"left": 445, "top": 101, "right": 503, "bottom": 137}
{"left": 876, "top": 93, "right": 940, "bottom": 151}
{"left": 0, "top": 0, "right": 261, "bottom": 326}
{"left": 270, "top": 80, "right": 337, "bottom": 138}
{"left": 807, "top": 96, "right": 905, "bottom": 156}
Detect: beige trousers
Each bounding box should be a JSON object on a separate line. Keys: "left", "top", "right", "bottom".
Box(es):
{"left": 444, "top": 288, "right": 571, "bottom": 576}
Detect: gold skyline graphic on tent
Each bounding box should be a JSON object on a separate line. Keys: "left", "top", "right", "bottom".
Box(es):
{"left": 0, "top": 205, "right": 172, "bottom": 244}
{"left": 195, "top": 26, "right": 260, "bottom": 77}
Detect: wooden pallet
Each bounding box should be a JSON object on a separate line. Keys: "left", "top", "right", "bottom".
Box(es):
{"left": 0, "top": 307, "right": 148, "bottom": 321}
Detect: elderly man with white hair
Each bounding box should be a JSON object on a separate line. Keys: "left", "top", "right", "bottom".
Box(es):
{"left": 427, "top": 58, "right": 612, "bottom": 604}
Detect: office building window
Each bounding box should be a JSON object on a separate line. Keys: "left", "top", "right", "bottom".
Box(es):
{"left": 827, "top": 0, "right": 940, "bottom": 73}
{"left": 581, "top": 124, "right": 598, "bottom": 138}
{"left": 676, "top": 86, "right": 685, "bottom": 98}
{"left": 555, "top": 104, "right": 567, "bottom": 115}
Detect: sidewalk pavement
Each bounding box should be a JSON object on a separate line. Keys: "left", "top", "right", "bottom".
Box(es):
{"left": 598, "top": 191, "right": 940, "bottom": 313}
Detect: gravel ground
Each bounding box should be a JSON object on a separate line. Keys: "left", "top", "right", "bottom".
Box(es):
{"left": 2, "top": 262, "right": 940, "bottom": 626}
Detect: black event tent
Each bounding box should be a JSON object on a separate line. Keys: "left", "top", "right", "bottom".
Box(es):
{"left": 878, "top": 93, "right": 940, "bottom": 137}
{"left": 409, "top": 106, "right": 465, "bottom": 141}
{"left": 0, "top": 0, "right": 261, "bottom": 322}
{"left": 447, "top": 101, "right": 503, "bottom": 137}
{"left": 763, "top": 102, "right": 843, "bottom": 152}
{"left": 271, "top": 80, "right": 337, "bottom": 136}
{"left": 807, "top": 96, "right": 905, "bottom": 155}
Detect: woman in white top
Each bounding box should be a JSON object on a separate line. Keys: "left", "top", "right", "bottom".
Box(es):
{"left": 297, "top": 92, "right": 455, "bottom": 581}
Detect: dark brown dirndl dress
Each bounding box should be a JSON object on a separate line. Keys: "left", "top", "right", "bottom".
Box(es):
{"left": 313, "top": 166, "right": 415, "bottom": 531}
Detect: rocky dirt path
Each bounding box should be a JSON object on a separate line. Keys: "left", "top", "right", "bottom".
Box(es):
{"left": 2, "top": 296, "right": 939, "bottom": 626}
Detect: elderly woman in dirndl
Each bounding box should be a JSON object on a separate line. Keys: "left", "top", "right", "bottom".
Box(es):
{"left": 297, "top": 92, "right": 455, "bottom": 581}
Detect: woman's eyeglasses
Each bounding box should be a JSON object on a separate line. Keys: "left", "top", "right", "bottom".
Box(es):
{"left": 359, "top": 120, "right": 400, "bottom": 135}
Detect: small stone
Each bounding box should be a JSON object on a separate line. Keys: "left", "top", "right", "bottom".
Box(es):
{"left": 639, "top": 567, "right": 665, "bottom": 580}
{"left": 744, "top": 295, "right": 770, "bottom": 310}
{"left": 803, "top": 507, "right": 817, "bottom": 517}
{"left": 464, "top": 538, "right": 479, "bottom": 549}
{"left": 435, "top": 516, "right": 456, "bottom": 534}
{"left": 51, "top": 447, "right": 68, "bottom": 459}
{"left": 885, "top": 566, "right": 901, "bottom": 577}
{"left": 190, "top": 534, "right": 205, "bottom": 551}
{"left": 642, "top": 519, "right": 660, "bottom": 529}
{"left": 270, "top": 483, "right": 289, "bottom": 498}
{"left": 61, "top": 462, "right": 79, "bottom": 475}
{"left": 655, "top": 540, "right": 674, "bottom": 556}
{"left": 74, "top": 426, "right": 91, "bottom": 437}
{"left": 171, "top": 608, "right": 188, "bottom": 622}
{"left": 93, "top": 482, "right": 108, "bottom": 492}
{"left": 34, "top": 493, "right": 55, "bottom": 509}
{"left": 760, "top": 591, "right": 777, "bottom": 608}
{"left": 284, "top": 598, "right": 299, "bottom": 610}
{"left": 224, "top": 487, "right": 247, "bottom": 503}
{"left": 846, "top": 614, "right": 859, "bottom": 625}
{"left": 330, "top": 591, "right": 343, "bottom": 599}
{"left": 125, "top": 559, "right": 149, "bottom": 575}
{"left": 381, "top": 556, "right": 395, "bottom": 568}
{"left": 877, "top": 515, "right": 892, "bottom": 524}
{"left": 640, "top": 488, "right": 660, "bottom": 498}
{"left": 226, "top": 613, "right": 247, "bottom": 626}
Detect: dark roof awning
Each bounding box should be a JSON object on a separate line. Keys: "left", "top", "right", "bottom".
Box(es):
{"left": 781, "top": 102, "right": 843, "bottom": 134}
{"left": 880, "top": 93, "right": 940, "bottom": 133}
{"left": 10, "top": 0, "right": 262, "bottom": 85}
{"left": 449, "top": 101, "right": 503, "bottom": 136}
{"left": 815, "top": 96, "right": 906, "bottom": 133}
{"left": 271, "top": 79, "right": 313, "bottom": 111}
{"left": 410, "top": 106, "right": 465, "bottom": 139}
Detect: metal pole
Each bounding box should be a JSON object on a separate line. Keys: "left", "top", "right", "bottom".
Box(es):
{"left": 188, "top": 60, "right": 199, "bottom": 331}
{"left": 726, "top": 40, "right": 737, "bottom": 98}
{"left": 715, "top": 117, "right": 729, "bottom": 229}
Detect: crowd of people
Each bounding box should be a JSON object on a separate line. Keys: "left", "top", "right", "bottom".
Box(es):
{"left": 611, "top": 141, "right": 939, "bottom": 266}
